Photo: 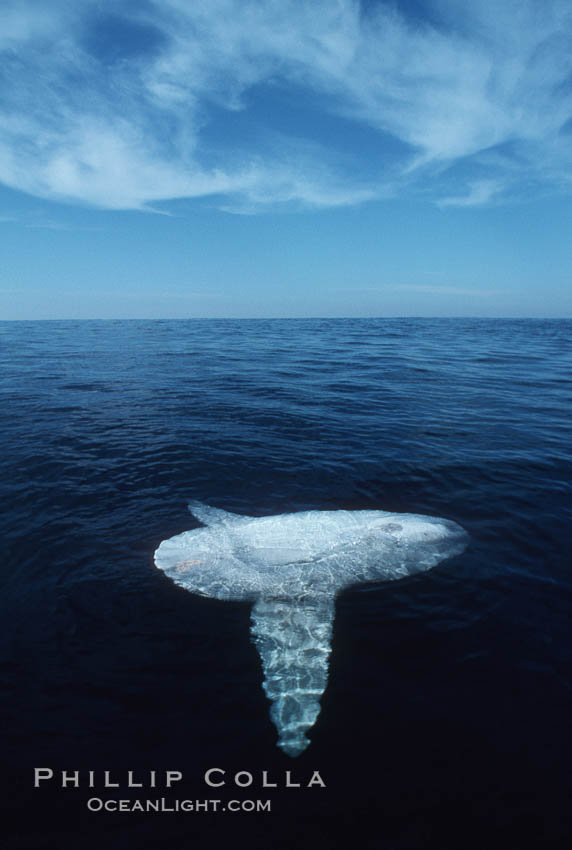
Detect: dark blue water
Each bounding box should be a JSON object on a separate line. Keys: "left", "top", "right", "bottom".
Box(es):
{"left": 1, "top": 318, "right": 571, "bottom": 849}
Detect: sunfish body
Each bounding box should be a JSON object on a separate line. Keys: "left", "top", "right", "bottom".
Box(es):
{"left": 154, "top": 502, "right": 468, "bottom": 756}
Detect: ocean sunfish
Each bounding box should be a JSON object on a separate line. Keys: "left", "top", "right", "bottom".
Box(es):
{"left": 154, "top": 501, "right": 468, "bottom": 757}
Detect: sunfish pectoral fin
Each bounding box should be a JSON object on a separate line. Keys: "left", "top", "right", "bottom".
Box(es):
{"left": 250, "top": 595, "right": 335, "bottom": 757}
{"left": 187, "top": 501, "right": 249, "bottom": 526}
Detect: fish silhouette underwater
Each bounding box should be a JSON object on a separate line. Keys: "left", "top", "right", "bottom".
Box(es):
{"left": 154, "top": 501, "right": 468, "bottom": 757}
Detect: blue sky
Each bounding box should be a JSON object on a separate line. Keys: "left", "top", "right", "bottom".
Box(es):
{"left": 1, "top": 0, "right": 571, "bottom": 319}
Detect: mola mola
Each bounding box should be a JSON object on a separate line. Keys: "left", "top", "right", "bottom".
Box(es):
{"left": 154, "top": 502, "right": 468, "bottom": 757}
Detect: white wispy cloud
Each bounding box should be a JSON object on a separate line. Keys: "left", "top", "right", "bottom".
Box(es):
{"left": 0, "top": 0, "right": 571, "bottom": 212}
{"left": 0, "top": 209, "right": 97, "bottom": 230}
{"left": 437, "top": 179, "right": 503, "bottom": 208}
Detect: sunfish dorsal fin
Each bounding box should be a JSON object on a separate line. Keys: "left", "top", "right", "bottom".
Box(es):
{"left": 187, "top": 501, "right": 248, "bottom": 526}
{"left": 251, "top": 595, "right": 335, "bottom": 757}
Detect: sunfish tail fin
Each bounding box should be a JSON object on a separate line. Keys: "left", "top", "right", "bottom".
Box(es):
{"left": 250, "top": 595, "right": 335, "bottom": 757}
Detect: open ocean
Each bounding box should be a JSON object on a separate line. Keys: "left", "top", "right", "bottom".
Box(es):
{"left": 1, "top": 317, "right": 571, "bottom": 850}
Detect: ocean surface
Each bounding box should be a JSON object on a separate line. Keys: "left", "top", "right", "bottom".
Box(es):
{"left": 1, "top": 317, "right": 571, "bottom": 850}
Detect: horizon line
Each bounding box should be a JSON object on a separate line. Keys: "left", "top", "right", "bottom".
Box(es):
{"left": 1, "top": 315, "right": 570, "bottom": 323}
